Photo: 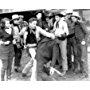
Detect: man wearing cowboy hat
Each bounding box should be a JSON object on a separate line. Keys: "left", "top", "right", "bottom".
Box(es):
{"left": 12, "top": 14, "right": 27, "bottom": 73}
{"left": 51, "top": 12, "right": 69, "bottom": 75}
{"left": 70, "top": 11, "right": 87, "bottom": 73}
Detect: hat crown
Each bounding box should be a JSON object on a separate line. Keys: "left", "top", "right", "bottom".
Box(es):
{"left": 72, "top": 12, "right": 80, "bottom": 17}
{"left": 12, "top": 14, "right": 19, "bottom": 20}
{"left": 60, "top": 11, "right": 66, "bottom": 16}
{"left": 65, "top": 9, "right": 73, "bottom": 14}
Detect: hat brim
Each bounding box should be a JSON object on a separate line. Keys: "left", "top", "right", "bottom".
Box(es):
{"left": 46, "top": 15, "right": 55, "bottom": 19}
{"left": 54, "top": 13, "right": 65, "bottom": 17}
{"left": 71, "top": 15, "right": 81, "bottom": 20}
{"left": 11, "top": 17, "right": 20, "bottom": 21}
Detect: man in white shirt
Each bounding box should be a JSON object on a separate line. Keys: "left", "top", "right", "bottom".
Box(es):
{"left": 53, "top": 13, "right": 69, "bottom": 75}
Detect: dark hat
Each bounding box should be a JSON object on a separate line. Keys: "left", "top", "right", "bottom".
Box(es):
{"left": 35, "top": 10, "right": 42, "bottom": 16}
{"left": 45, "top": 13, "right": 55, "bottom": 19}
{"left": 54, "top": 12, "right": 65, "bottom": 17}
{"left": 28, "top": 17, "right": 37, "bottom": 23}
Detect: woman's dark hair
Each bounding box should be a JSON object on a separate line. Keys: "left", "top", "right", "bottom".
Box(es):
{"left": 35, "top": 10, "right": 46, "bottom": 21}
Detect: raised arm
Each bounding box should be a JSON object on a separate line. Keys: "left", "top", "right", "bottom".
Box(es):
{"left": 19, "top": 27, "right": 27, "bottom": 36}
{"left": 36, "top": 26, "right": 55, "bottom": 39}
{"left": 23, "top": 31, "right": 28, "bottom": 45}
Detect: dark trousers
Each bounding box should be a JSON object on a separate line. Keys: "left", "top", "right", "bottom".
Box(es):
{"left": 67, "top": 38, "right": 73, "bottom": 69}
{"left": 14, "top": 45, "right": 22, "bottom": 67}
{"left": 67, "top": 37, "right": 83, "bottom": 72}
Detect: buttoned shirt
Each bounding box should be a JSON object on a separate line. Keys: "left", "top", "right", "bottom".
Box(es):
{"left": 54, "top": 18, "right": 69, "bottom": 37}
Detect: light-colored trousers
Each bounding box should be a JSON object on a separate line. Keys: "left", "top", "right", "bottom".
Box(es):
{"left": 56, "top": 39, "right": 68, "bottom": 71}
{"left": 22, "top": 48, "right": 37, "bottom": 81}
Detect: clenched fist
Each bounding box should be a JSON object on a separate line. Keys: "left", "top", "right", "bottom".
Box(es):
{"left": 50, "top": 34, "right": 55, "bottom": 39}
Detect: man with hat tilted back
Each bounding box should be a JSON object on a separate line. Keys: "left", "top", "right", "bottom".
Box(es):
{"left": 12, "top": 14, "right": 27, "bottom": 73}
{"left": 51, "top": 11, "right": 69, "bottom": 76}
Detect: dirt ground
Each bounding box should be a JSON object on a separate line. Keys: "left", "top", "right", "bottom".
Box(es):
{"left": 10, "top": 49, "right": 88, "bottom": 81}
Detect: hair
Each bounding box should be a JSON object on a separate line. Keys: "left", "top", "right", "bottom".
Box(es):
{"left": 0, "top": 18, "right": 10, "bottom": 29}
{"left": 35, "top": 10, "right": 46, "bottom": 21}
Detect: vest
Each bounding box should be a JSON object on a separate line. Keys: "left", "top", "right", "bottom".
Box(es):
{"left": 26, "top": 28, "right": 37, "bottom": 44}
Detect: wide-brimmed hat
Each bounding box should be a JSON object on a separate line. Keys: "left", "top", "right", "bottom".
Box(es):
{"left": 45, "top": 12, "right": 55, "bottom": 19}
{"left": 71, "top": 12, "right": 81, "bottom": 19}
{"left": 54, "top": 11, "right": 65, "bottom": 17}
{"left": 65, "top": 9, "right": 73, "bottom": 15}
{"left": 35, "top": 10, "right": 42, "bottom": 16}
{"left": 12, "top": 14, "right": 24, "bottom": 20}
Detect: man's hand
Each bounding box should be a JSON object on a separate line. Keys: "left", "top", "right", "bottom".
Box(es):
{"left": 13, "top": 39, "right": 16, "bottom": 44}
{"left": 50, "top": 34, "right": 55, "bottom": 39}
{"left": 37, "top": 37, "right": 41, "bottom": 42}
{"left": 24, "top": 45, "right": 27, "bottom": 49}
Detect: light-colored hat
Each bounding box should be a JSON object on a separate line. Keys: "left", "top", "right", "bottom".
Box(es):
{"left": 60, "top": 11, "right": 66, "bottom": 16}
{"left": 65, "top": 9, "right": 73, "bottom": 14}
{"left": 72, "top": 12, "right": 81, "bottom": 19}
{"left": 12, "top": 14, "right": 20, "bottom": 20}
{"left": 12, "top": 14, "right": 24, "bottom": 20}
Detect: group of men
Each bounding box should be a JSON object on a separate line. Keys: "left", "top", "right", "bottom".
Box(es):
{"left": 0, "top": 9, "right": 87, "bottom": 81}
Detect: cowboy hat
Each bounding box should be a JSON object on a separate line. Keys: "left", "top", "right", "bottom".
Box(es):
{"left": 12, "top": 14, "right": 20, "bottom": 20}
{"left": 12, "top": 14, "right": 24, "bottom": 20}
{"left": 45, "top": 12, "right": 55, "bottom": 19}
{"left": 65, "top": 9, "right": 73, "bottom": 15}
{"left": 54, "top": 11, "right": 65, "bottom": 17}
{"left": 71, "top": 12, "right": 81, "bottom": 19}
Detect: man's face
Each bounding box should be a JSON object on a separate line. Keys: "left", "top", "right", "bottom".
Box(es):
{"left": 36, "top": 13, "right": 42, "bottom": 19}
{"left": 19, "top": 18, "right": 23, "bottom": 22}
{"left": 29, "top": 21, "right": 37, "bottom": 29}
{"left": 46, "top": 17, "right": 50, "bottom": 22}
{"left": 55, "top": 15, "right": 60, "bottom": 21}
{"left": 13, "top": 18, "right": 20, "bottom": 24}
{"left": 65, "top": 14, "right": 72, "bottom": 20}
{"left": 5, "top": 20, "right": 11, "bottom": 27}
{"left": 71, "top": 16, "right": 78, "bottom": 22}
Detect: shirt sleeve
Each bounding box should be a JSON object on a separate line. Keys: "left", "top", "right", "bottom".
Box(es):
{"left": 19, "top": 27, "right": 27, "bottom": 35}
{"left": 63, "top": 21, "right": 69, "bottom": 35}
{"left": 36, "top": 26, "right": 53, "bottom": 38}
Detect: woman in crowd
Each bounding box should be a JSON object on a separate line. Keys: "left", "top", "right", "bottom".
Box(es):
{"left": 0, "top": 18, "right": 14, "bottom": 81}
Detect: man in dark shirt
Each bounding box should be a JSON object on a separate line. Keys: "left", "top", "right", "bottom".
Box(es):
{"left": 69, "top": 12, "right": 87, "bottom": 73}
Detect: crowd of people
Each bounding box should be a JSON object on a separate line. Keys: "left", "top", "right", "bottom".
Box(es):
{"left": 0, "top": 9, "right": 87, "bottom": 81}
